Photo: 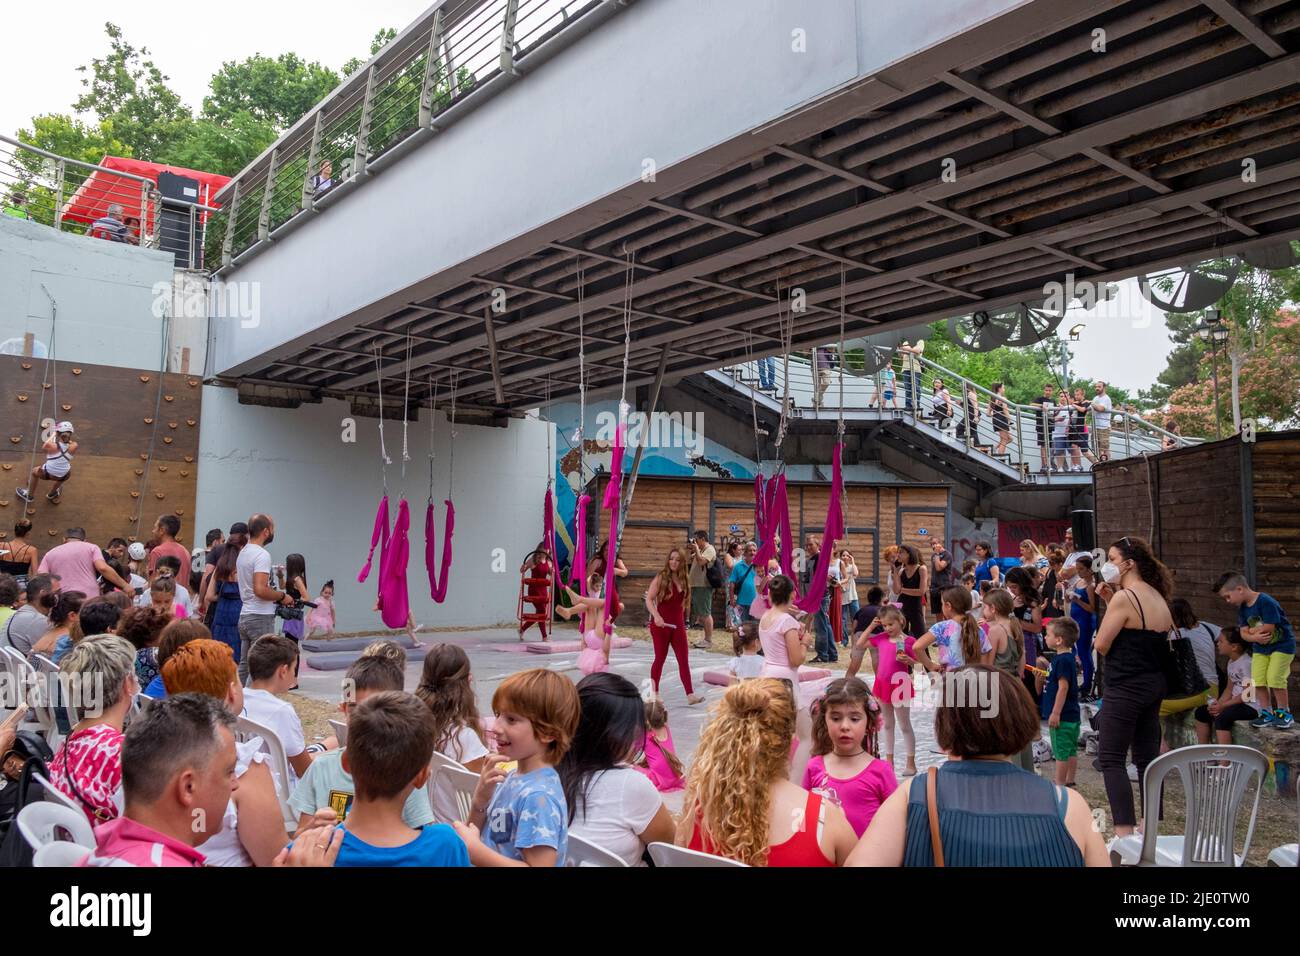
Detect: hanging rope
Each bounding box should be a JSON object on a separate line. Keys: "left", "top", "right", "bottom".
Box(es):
{"left": 400, "top": 332, "right": 413, "bottom": 480}
{"left": 774, "top": 279, "right": 794, "bottom": 457}
{"left": 425, "top": 369, "right": 454, "bottom": 605}
{"left": 571, "top": 258, "right": 592, "bottom": 594}
{"left": 619, "top": 246, "right": 634, "bottom": 416}
{"left": 837, "top": 264, "right": 846, "bottom": 442}
{"left": 26, "top": 289, "right": 58, "bottom": 483}
{"left": 745, "top": 327, "right": 762, "bottom": 466}
{"left": 373, "top": 345, "right": 392, "bottom": 489}
{"left": 134, "top": 312, "right": 171, "bottom": 538}
{"left": 447, "top": 369, "right": 458, "bottom": 498}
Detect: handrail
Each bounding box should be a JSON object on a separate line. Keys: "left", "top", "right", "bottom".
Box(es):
{"left": 2, "top": 133, "right": 224, "bottom": 269}
{"left": 207, "top": 0, "right": 633, "bottom": 274}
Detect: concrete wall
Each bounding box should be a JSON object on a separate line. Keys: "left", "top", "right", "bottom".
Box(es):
{"left": 212, "top": 0, "right": 1029, "bottom": 375}
{"left": 0, "top": 216, "right": 175, "bottom": 368}
{"left": 195, "top": 387, "right": 553, "bottom": 631}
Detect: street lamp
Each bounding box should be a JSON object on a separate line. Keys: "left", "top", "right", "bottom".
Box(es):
{"left": 1195, "top": 308, "right": 1230, "bottom": 440}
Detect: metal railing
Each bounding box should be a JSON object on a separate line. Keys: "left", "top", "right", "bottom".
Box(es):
{"left": 1, "top": 133, "right": 220, "bottom": 269}
{"left": 724, "top": 348, "right": 1195, "bottom": 478}
{"left": 208, "top": 0, "right": 630, "bottom": 273}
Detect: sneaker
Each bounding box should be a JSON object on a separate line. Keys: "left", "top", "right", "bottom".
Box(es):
{"left": 1250, "top": 710, "right": 1277, "bottom": 729}
{"left": 1273, "top": 709, "right": 1294, "bottom": 730}
{"left": 1126, "top": 763, "right": 1138, "bottom": 781}
{"left": 46, "top": 486, "right": 62, "bottom": 501}
{"left": 15, "top": 488, "right": 32, "bottom": 503}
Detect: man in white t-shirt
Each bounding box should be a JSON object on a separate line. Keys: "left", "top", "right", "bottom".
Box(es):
{"left": 236, "top": 513, "right": 294, "bottom": 684}
{"left": 242, "top": 634, "right": 333, "bottom": 785}
{"left": 1090, "top": 381, "right": 1114, "bottom": 461}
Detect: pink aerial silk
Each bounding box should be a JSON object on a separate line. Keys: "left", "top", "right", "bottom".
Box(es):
{"left": 570, "top": 493, "right": 591, "bottom": 595}
{"left": 600, "top": 425, "right": 626, "bottom": 636}
{"left": 752, "top": 473, "right": 784, "bottom": 568}
{"left": 358, "top": 495, "right": 390, "bottom": 596}
{"left": 794, "top": 444, "right": 845, "bottom": 615}
{"left": 425, "top": 498, "right": 455, "bottom": 603}
{"left": 377, "top": 498, "right": 411, "bottom": 629}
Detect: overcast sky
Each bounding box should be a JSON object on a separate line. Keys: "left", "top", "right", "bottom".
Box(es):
{"left": 0, "top": 2, "right": 1175, "bottom": 393}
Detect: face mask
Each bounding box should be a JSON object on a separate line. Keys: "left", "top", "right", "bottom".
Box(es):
{"left": 1100, "top": 561, "right": 1122, "bottom": 584}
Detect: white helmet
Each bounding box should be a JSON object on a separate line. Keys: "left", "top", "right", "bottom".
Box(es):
{"left": 55, "top": 421, "right": 74, "bottom": 434}
{"left": 127, "top": 541, "right": 146, "bottom": 561}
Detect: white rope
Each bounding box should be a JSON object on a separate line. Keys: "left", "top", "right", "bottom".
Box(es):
{"left": 577, "top": 260, "right": 586, "bottom": 454}
{"left": 619, "top": 247, "right": 633, "bottom": 419}
{"left": 373, "top": 346, "right": 392, "bottom": 489}
{"left": 837, "top": 264, "right": 846, "bottom": 441}
{"left": 427, "top": 373, "right": 439, "bottom": 502}
{"left": 447, "top": 369, "right": 458, "bottom": 498}
{"left": 400, "top": 333, "right": 413, "bottom": 480}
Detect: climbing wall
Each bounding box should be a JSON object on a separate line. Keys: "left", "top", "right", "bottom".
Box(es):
{"left": 0, "top": 354, "right": 202, "bottom": 549}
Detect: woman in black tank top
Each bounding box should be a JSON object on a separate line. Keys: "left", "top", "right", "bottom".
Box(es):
{"left": 894, "top": 545, "right": 929, "bottom": 638}
{"left": 1092, "top": 536, "right": 1174, "bottom": 835}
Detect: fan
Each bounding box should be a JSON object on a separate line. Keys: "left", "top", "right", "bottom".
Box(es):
{"left": 1003, "top": 303, "right": 1065, "bottom": 346}
{"left": 1241, "top": 242, "right": 1298, "bottom": 270}
{"left": 844, "top": 328, "right": 906, "bottom": 373}
{"left": 947, "top": 310, "right": 1010, "bottom": 352}
{"left": 1137, "top": 259, "right": 1240, "bottom": 313}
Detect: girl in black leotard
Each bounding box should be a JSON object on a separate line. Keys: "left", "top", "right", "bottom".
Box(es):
{"left": 1093, "top": 536, "right": 1174, "bottom": 836}
{"left": 893, "top": 545, "right": 929, "bottom": 639}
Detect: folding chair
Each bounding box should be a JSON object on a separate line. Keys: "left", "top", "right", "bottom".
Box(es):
{"left": 1107, "top": 745, "right": 1267, "bottom": 866}
{"left": 16, "top": 802, "right": 95, "bottom": 852}
{"left": 567, "top": 832, "right": 628, "bottom": 867}
{"left": 235, "top": 716, "right": 297, "bottom": 831}
{"left": 647, "top": 842, "right": 749, "bottom": 867}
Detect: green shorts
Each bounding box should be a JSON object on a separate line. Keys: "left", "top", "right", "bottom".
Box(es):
{"left": 1050, "top": 721, "right": 1080, "bottom": 761}
{"left": 690, "top": 587, "right": 715, "bottom": 620}
{"left": 1251, "top": 650, "right": 1294, "bottom": 690}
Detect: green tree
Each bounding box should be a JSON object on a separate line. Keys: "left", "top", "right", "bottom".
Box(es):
{"left": 341, "top": 28, "right": 399, "bottom": 78}
{"left": 202, "top": 54, "right": 340, "bottom": 131}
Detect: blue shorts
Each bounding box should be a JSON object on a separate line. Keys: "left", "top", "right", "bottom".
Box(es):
{"left": 1052, "top": 436, "right": 1070, "bottom": 453}
{"left": 884, "top": 391, "right": 894, "bottom": 401}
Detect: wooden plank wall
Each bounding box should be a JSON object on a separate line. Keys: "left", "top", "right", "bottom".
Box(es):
{"left": 0, "top": 355, "right": 202, "bottom": 551}
{"left": 590, "top": 475, "right": 950, "bottom": 625}
{"left": 1090, "top": 432, "right": 1300, "bottom": 694}
{"left": 1251, "top": 435, "right": 1300, "bottom": 620}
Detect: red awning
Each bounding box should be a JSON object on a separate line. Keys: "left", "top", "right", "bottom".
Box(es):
{"left": 60, "top": 156, "right": 231, "bottom": 230}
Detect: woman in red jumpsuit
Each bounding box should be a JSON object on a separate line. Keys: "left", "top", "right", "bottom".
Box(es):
{"left": 644, "top": 547, "right": 704, "bottom": 704}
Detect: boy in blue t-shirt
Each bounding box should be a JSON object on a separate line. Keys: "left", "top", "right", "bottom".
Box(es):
{"left": 454, "top": 668, "right": 580, "bottom": 867}
{"left": 331, "top": 692, "right": 469, "bottom": 866}
{"left": 1044, "top": 618, "right": 1081, "bottom": 786}
{"left": 1216, "top": 571, "right": 1294, "bottom": 730}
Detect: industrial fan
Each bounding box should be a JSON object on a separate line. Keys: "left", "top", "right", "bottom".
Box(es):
{"left": 947, "top": 303, "right": 1064, "bottom": 352}
{"left": 1137, "top": 259, "right": 1240, "bottom": 313}
{"left": 843, "top": 328, "right": 907, "bottom": 373}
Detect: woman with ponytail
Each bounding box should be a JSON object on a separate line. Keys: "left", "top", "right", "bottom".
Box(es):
{"left": 910, "top": 586, "right": 992, "bottom": 673}
{"left": 677, "top": 679, "right": 856, "bottom": 866}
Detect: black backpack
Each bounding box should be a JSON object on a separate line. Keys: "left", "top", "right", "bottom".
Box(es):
{"left": 705, "top": 555, "right": 726, "bottom": 589}
{"left": 0, "top": 730, "right": 55, "bottom": 868}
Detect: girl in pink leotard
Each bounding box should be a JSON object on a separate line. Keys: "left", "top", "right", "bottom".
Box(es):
{"left": 645, "top": 548, "right": 703, "bottom": 705}
{"left": 556, "top": 572, "right": 612, "bottom": 675}
{"left": 636, "top": 699, "right": 686, "bottom": 792}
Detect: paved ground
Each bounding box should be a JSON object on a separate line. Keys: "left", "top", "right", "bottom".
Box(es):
{"left": 294, "top": 626, "right": 945, "bottom": 802}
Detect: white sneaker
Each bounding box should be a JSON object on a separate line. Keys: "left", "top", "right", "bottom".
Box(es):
{"left": 1126, "top": 763, "right": 1139, "bottom": 782}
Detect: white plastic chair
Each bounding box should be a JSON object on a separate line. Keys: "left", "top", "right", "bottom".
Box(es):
{"left": 648, "top": 842, "right": 749, "bottom": 867}
{"left": 34, "top": 653, "right": 82, "bottom": 728}
{"left": 10, "top": 650, "right": 59, "bottom": 747}
{"left": 16, "top": 802, "right": 95, "bottom": 851}
{"left": 32, "top": 772, "right": 90, "bottom": 817}
{"left": 328, "top": 718, "right": 347, "bottom": 747}
{"left": 1107, "top": 745, "right": 1267, "bottom": 866}
{"left": 235, "top": 715, "right": 297, "bottom": 831}
{"left": 133, "top": 693, "right": 159, "bottom": 715}
{"left": 0, "top": 647, "right": 43, "bottom": 733}
{"left": 1268, "top": 786, "right": 1298, "bottom": 867}
{"left": 567, "top": 832, "right": 629, "bottom": 867}
{"left": 33, "top": 841, "right": 92, "bottom": 867}
{"left": 428, "top": 755, "right": 478, "bottom": 825}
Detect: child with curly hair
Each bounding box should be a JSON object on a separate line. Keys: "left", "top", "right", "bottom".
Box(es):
{"left": 802, "top": 677, "right": 898, "bottom": 836}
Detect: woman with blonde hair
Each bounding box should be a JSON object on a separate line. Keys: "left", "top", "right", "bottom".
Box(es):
{"left": 677, "top": 679, "right": 857, "bottom": 866}
{"left": 644, "top": 547, "right": 702, "bottom": 704}
{"left": 1020, "top": 539, "right": 1049, "bottom": 572}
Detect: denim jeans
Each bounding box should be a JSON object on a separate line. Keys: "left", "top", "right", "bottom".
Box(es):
{"left": 237, "top": 613, "right": 277, "bottom": 685}
{"left": 901, "top": 370, "right": 917, "bottom": 409}
{"left": 841, "top": 599, "right": 860, "bottom": 646}
{"left": 757, "top": 356, "right": 776, "bottom": 389}
{"left": 814, "top": 590, "right": 836, "bottom": 661}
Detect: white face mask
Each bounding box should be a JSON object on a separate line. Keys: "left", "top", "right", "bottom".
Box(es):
{"left": 1100, "top": 561, "right": 1123, "bottom": 584}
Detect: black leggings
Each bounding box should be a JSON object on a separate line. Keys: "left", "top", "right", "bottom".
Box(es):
{"left": 1194, "top": 702, "right": 1256, "bottom": 733}
{"left": 1097, "top": 671, "right": 1166, "bottom": 828}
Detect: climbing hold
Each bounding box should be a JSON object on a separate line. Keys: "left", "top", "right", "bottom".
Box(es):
{"left": 179, "top": 470, "right": 190, "bottom": 477}
{"left": 130, "top": 492, "right": 140, "bottom": 499}
{"left": 184, "top": 455, "right": 194, "bottom": 463}
{"left": 167, "top": 422, "right": 177, "bottom": 430}
{"left": 155, "top": 492, "right": 165, "bottom": 500}
{"left": 47, "top": 529, "right": 57, "bottom": 536}
{"left": 186, "top": 419, "right": 196, "bottom": 426}
{"left": 139, "top": 454, "right": 148, "bottom": 461}
{"left": 1, "top": 464, "right": 10, "bottom": 470}
{"left": 71, "top": 368, "right": 82, "bottom": 375}
{"left": 8, "top": 437, "right": 20, "bottom": 444}
{"left": 0, "top": 500, "right": 8, "bottom": 507}
{"left": 20, "top": 362, "right": 31, "bottom": 370}
{"left": 158, "top": 465, "right": 168, "bottom": 473}
{"left": 164, "top": 395, "right": 175, "bottom": 402}
{"left": 134, "top": 469, "right": 143, "bottom": 476}
{"left": 163, "top": 437, "right": 173, "bottom": 444}
{"left": 16, "top": 394, "right": 28, "bottom": 402}
{"left": 127, "top": 536, "right": 136, "bottom": 543}
{"left": 0, "top": 532, "right": 6, "bottom": 539}
{"left": 42, "top": 383, "right": 50, "bottom": 390}
{"left": 140, "top": 375, "right": 151, "bottom": 383}
{"left": 175, "top": 508, "right": 184, "bottom": 515}
{"left": 61, "top": 404, "right": 71, "bottom": 412}
{"left": 144, "top": 418, "right": 154, "bottom": 425}
{"left": 187, "top": 379, "right": 198, "bottom": 387}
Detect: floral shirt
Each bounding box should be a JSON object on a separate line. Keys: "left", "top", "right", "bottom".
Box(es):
{"left": 48, "top": 724, "right": 125, "bottom": 825}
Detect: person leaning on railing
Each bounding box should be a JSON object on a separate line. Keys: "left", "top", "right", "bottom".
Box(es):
{"left": 89, "top": 203, "right": 128, "bottom": 242}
